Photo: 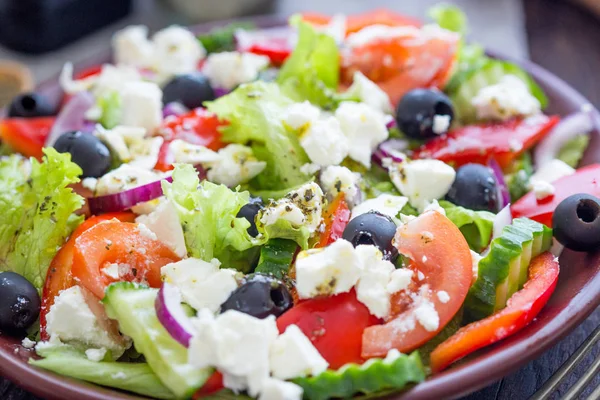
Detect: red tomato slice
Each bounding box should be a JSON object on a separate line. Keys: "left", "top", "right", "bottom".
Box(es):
{"left": 72, "top": 221, "right": 180, "bottom": 299}
{"left": 39, "top": 212, "right": 136, "bottom": 340}
{"left": 361, "top": 211, "right": 473, "bottom": 358}
{"left": 412, "top": 116, "right": 561, "bottom": 169}
{"left": 0, "top": 117, "right": 55, "bottom": 159}
{"left": 512, "top": 164, "right": 600, "bottom": 226}
{"left": 277, "top": 290, "right": 381, "bottom": 369}
{"left": 316, "top": 194, "right": 351, "bottom": 248}
{"left": 341, "top": 27, "right": 459, "bottom": 106}
{"left": 155, "top": 108, "right": 225, "bottom": 172}
{"left": 430, "top": 252, "right": 559, "bottom": 372}
{"left": 74, "top": 65, "right": 103, "bottom": 80}
{"left": 193, "top": 371, "right": 224, "bottom": 398}
{"left": 302, "top": 9, "right": 421, "bottom": 35}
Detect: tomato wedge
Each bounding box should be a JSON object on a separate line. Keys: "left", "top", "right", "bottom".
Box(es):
{"left": 72, "top": 221, "right": 180, "bottom": 299}
{"left": 361, "top": 211, "right": 472, "bottom": 358}
{"left": 0, "top": 117, "right": 56, "bottom": 159}
{"left": 316, "top": 194, "right": 351, "bottom": 248}
{"left": 302, "top": 9, "right": 421, "bottom": 35}
{"left": 39, "top": 212, "right": 136, "bottom": 340}
{"left": 512, "top": 164, "right": 600, "bottom": 226}
{"left": 193, "top": 371, "right": 224, "bottom": 398}
{"left": 155, "top": 108, "right": 225, "bottom": 171}
{"left": 412, "top": 116, "right": 560, "bottom": 169}
{"left": 430, "top": 252, "right": 559, "bottom": 372}
{"left": 277, "top": 290, "right": 381, "bottom": 369}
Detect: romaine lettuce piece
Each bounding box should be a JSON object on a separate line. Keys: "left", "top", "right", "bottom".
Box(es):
{"left": 439, "top": 200, "right": 495, "bottom": 252}
{"left": 97, "top": 90, "right": 122, "bottom": 129}
{"left": 557, "top": 134, "right": 590, "bottom": 168}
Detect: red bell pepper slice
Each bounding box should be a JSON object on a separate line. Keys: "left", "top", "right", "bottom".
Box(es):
{"left": 511, "top": 164, "right": 600, "bottom": 227}
{"left": 412, "top": 116, "right": 560, "bottom": 169}
{"left": 430, "top": 251, "right": 559, "bottom": 372}
{"left": 316, "top": 194, "right": 351, "bottom": 248}
{"left": 0, "top": 117, "right": 56, "bottom": 159}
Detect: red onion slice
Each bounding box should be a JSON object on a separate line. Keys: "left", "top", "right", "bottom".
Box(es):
{"left": 155, "top": 282, "right": 197, "bottom": 347}
{"left": 488, "top": 158, "right": 510, "bottom": 209}
{"left": 213, "top": 87, "right": 230, "bottom": 98}
{"left": 46, "top": 91, "right": 95, "bottom": 146}
{"left": 88, "top": 176, "right": 173, "bottom": 215}
{"left": 385, "top": 118, "right": 396, "bottom": 130}
{"left": 372, "top": 138, "right": 408, "bottom": 168}
{"left": 493, "top": 204, "right": 513, "bottom": 240}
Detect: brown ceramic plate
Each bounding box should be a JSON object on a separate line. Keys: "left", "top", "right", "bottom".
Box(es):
{"left": 2, "top": 15, "right": 600, "bottom": 400}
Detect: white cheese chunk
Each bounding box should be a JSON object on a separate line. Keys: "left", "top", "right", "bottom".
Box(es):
{"left": 207, "top": 144, "right": 267, "bottom": 187}
{"left": 120, "top": 81, "right": 163, "bottom": 133}
{"left": 354, "top": 245, "right": 396, "bottom": 318}
{"left": 414, "top": 298, "right": 439, "bottom": 332}
{"left": 422, "top": 199, "right": 447, "bottom": 216}
{"left": 299, "top": 116, "right": 349, "bottom": 166}
{"left": 437, "top": 290, "right": 450, "bottom": 304}
{"left": 162, "top": 258, "right": 238, "bottom": 313}
{"left": 95, "top": 164, "right": 161, "bottom": 196}
{"left": 169, "top": 139, "right": 221, "bottom": 165}
{"left": 532, "top": 180, "right": 555, "bottom": 200}
{"left": 387, "top": 268, "right": 413, "bottom": 294}
{"left": 529, "top": 159, "right": 575, "bottom": 187}
{"left": 351, "top": 194, "right": 408, "bottom": 225}
{"left": 258, "top": 378, "right": 303, "bottom": 400}
{"left": 203, "top": 51, "right": 270, "bottom": 90}
{"left": 136, "top": 200, "right": 187, "bottom": 258}
{"left": 470, "top": 250, "right": 482, "bottom": 282}
{"left": 270, "top": 325, "right": 328, "bottom": 380}
{"left": 59, "top": 63, "right": 142, "bottom": 96}
{"left": 283, "top": 101, "right": 321, "bottom": 131}
{"left": 259, "top": 182, "right": 324, "bottom": 233}
{"left": 152, "top": 26, "right": 206, "bottom": 78}
{"left": 85, "top": 348, "right": 107, "bottom": 362}
{"left": 432, "top": 114, "right": 451, "bottom": 135}
{"left": 472, "top": 75, "right": 541, "bottom": 121}
{"left": 21, "top": 338, "right": 36, "bottom": 349}
{"left": 112, "top": 25, "right": 154, "bottom": 68}
{"left": 345, "top": 71, "right": 392, "bottom": 114}
{"left": 320, "top": 165, "right": 360, "bottom": 204}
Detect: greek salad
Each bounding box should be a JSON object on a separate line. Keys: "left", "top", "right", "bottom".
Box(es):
{"left": 0, "top": 4, "right": 599, "bottom": 400}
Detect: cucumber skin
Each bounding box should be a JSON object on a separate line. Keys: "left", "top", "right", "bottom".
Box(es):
{"left": 293, "top": 352, "right": 426, "bottom": 400}
{"left": 255, "top": 238, "right": 298, "bottom": 279}
{"left": 103, "top": 282, "right": 212, "bottom": 399}
{"left": 464, "top": 218, "right": 552, "bottom": 323}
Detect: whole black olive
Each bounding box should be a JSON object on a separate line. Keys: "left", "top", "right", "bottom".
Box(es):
{"left": 553, "top": 193, "right": 600, "bottom": 252}
{"left": 0, "top": 272, "right": 40, "bottom": 334}
{"left": 162, "top": 73, "right": 215, "bottom": 110}
{"left": 220, "top": 274, "right": 293, "bottom": 319}
{"left": 342, "top": 211, "right": 398, "bottom": 260}
{"left": 8, "top": 92, "right": 55, "bottom": 118}
{"left": 53, "top": 131, "right": 112, "bottom": 178}
{"left": 395, "top": 88, "right": 454, "bottom": 139}
{"left": 445, "top": 163, "right": 500, "bottom": 212}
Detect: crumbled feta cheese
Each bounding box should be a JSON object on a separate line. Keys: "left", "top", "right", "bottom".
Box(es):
{"left": 136, "top": 200, "right": 187, "bottom": 258}
{"left": 351, "top": 194, "right": 408, "bottom": 225}
{"left": 260, "top": 182, "right": 324, "bottom": 233}
{"left": 203, "top": 51, "right": 270, "bottom": 90}
{"left": 112, "top": 25, "right": 154, "bottom": 68}
{"left": 432, "top": 114, "right": 451, "bottom": 135}
{"left": 387, "top": 269, "right": 413, "bottom": 293}
{"left": 317, "top": 14, "right": 347, "bottom": 45}
{"left": 136, "top": 223, "right": 158, "bottom": 240}
{"left": 532, "top": 180, "right": 555, "bottom": 200}
{"left": 437, "top": 291, "right": 450, "bottom": 304}
{"left": 529, "top": 159, "right": 575, "bottom": 187}
{"left": 414, "top": 297, "right": 439, "bottom": 332}
{"left": 335, "top": 102, "right": 389, "bottom": 168}
{"left": 169, "top": 139, "right": 220, "bottom": 165}
{"left": 470, "top": 250, "right": 482, "bottom": 281}
{"left": 95, "top": 164, "right": 161, "bottom": 196}
{"left": 295, "top": 239, "right": 361, "bottom": 298}
{"left": 85, "top": 348, "right": 107, "bottom": 362}
{"left": 354, "top": 245, "right": 396, "bottom": 318}
{"left": 422, "top": 256, "right": 428, "bottom": 263}
{"left": 152, "top": 26, "right": 206, "bottom": 78}
{"left": 389, "top": 159, "right": 456, "bottom": 211}
{"left": 59, "top": 63, "right": 142, "bottom": 96}
{"left": 300, "top": 163, "right": 321, "bottom": 175}
{"left": 102, "top": 263, "right": 121, "bottom": 280}
{"left": 162, "top": 258, "right": 238, "bottom": 313}
{"left": 120, "top": 81, "right": 163, "bottom": 132}
{"left": 260, "top": 201, "right": 306, "bottom": 227}
{"left": 259, "top": 378, "right": 303, "bottom": 400}
{"left": 345, "top": 71, "right": 392, "bottom": 114}
{"left": 270, "top": 325, "right": 328, "bottom": 379}
{"left": 207, "top": 144, "right": 267, "bottom": 187}
{"left": 95, "top": 125, "right": 146, "bottom": 163}
{"left": 283, "top": 101, "right": 321, "bottom": 130}
{"left": 320, "top": 166, "right": 360, "bottom": 204}
{"left": 423, "top": 199, "right": 446, "bottom": 216}
{"left": 472, "top": 75, "right": 541, "bottom": 121}
{"left": 21, "top": 338, "right": 36, "bottom": 349}
{"left": 46, "top": 286, "right": 129, "bottom": 358}
{"left": 299, "top": 116, "right": 349, "bottom": 166}
{"left": 82, "top": 177, "right": 98, "bottom": 192}
{"left": 417, "top": 271, "right": 425, "bottom": 281}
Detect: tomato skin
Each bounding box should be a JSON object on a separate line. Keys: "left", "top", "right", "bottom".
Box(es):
{"left": 155, "top": 109, "right": 225, "bottom": 172}
{"left": 72, "top": 221, "right": 180, "bottom": 299}
{"left": 362, "top": 211, "right": 473, "bottom": 358}
{"left": 412, "top": 116, "right": 560, "bottom": 169}
{"left": 193, "top": 372, "right": 224, "bottom": 398}
{"left": 512, "top": 164, "right": 600, "bottom": 226}
{"left": 40, "top": 212, "right": 136, "bottom": 341}
{"left": 316, "top": 194, "right": 351, "bottom": 248}
{"left": 277, "top": 290, "right": 381, "bottom": 370}
{"left": 247, "top": 43, "right": 290, "bottom": 66}
{"left": 302, "top": 9, "right": 421, "bottom": 35}
{"left": 0, "top": 117, "right": 56, "bottom": 159}
{"left": 430, "top": 252, "right": 559, "bottom": 372}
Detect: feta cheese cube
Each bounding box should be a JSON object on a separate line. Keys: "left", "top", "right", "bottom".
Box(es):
{"left": 389, "top": 159, "right": 456, "bottom": 211}
{"left": 95, "top": 125, "right": 146, "bottom": 162}
{"left": 162, "top": 258, "right": 238, "bottom": 313}
{"left": 112, "top": 25, "right": 154, "bottom": 68}
{"left": 120, "top": 81, "right": 163, "bottom": 132}
{"left": 95, "top": 164, "right": 161, "bottom": 196}
{"left": 320, "top": 165, "right": 360, "bottom": 204}
{"left": 152, "top": 26, "right": 206, "bottom": 78}
{"left": 529, "top": 159, "right": 575, "bottom": 185}
{"left": 59, "top": 63, "right": 142, "bottom": 96}
{"left": 203, "top": 52, "right": 270, "bottom": 90}
{"left": 283, "top": 101, "right": 321, "bottom": 131}
{"left": 345, "top": 71, "right": 392, "bottom": 114}
{"left": 354, "top": 246, "right": 396, "bottom": 318}
{"left": 295, "top": 239, "right": 361, "bottom": 298}
{"left": 387, "top": 268, "right": 413, "bottom": 293}
{"left": 169, "top": 139, "right": 220, "bottom": 165}
{"left": 270, "top": 325, "right": 328, "bottom": 379}
{"left": 136, "top": 200, "right": 187, "bottom": 258}
{"left": 532, "top": 180, "right": 555, "bottom": 200}
{"left": 351, "top": 194, "right": 408, "bottom": 225}
{"left": 260, "top": 201, "right": 306, "bottom": 227}
{"left": 471, "top": 75, "right": 541, "bottom": 121}
{"left": 258, "top": 378, "right": 303, "bottom": 400}
{"left": 335, "top": 102, "right": 389, "bottom": 168}
{"left": 260, "top": 182, "right": 324, "bottom": 233}
{"left": 437, "top": 291, "right": 450, "bottom": 304}
{"left": 207, "top": 144, "right": 267, "bottom": 187}
{"left": 299, "top": 116, "right": 349, "bottom": 166}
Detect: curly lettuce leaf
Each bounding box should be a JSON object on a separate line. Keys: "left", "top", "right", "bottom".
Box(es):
{"left": 557, "top": 134, "right": 590, "bottom": 168}
{"left": 206, "top": 82, "right": 310, "bottom": 193}
{"left": 277, "top": 16, "right": 340, "bottom": 109}
{"left": 439, "top": 200, "right": 495, "bottom": 252}
{"left": 505, "top": 152, "right": 534, "bottom": 202}
{"left": 197, "top": 22, "right": 256, "bottom": 54}
{"left": 428, "top": 3, "right": 467, "bottom": 35}
{"left": 0, "top": 149, "right": 84, "bottom": 289}
{"left": 98, "top": 90, "right": 122, "bottom": 129}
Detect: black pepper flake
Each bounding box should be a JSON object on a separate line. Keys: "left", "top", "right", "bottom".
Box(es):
{"left": 334, "top": 180, "right": 342, "bottom": 193}
{"left": 132, "top": 268, "right": 138, "bottom": 277}
{"left": 304, "top": 189, "right": 314, "bottom": 202}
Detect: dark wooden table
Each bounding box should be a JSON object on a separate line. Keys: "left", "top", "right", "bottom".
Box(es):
{"left": 3, "top": 0, "right": 600, "bottom": 399}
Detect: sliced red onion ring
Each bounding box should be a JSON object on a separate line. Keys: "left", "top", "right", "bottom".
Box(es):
{"left": 372, "top": 138, "right": 409, "bottom": 168}
{"left": 385, "top": 118, "right": 396, "bottom": 130}
{"left": 156, "top": 282, "right": 197, "bottom": 347}
{"left": 213, "top": 87, "right": 230, "bottom": 98}
{"left": 46, "top": 91, "right": 95, "bottom": 146}
{"left": 488, "top": 158, "right": 510, "bottom": 209}
{"left": 88, "top": 176, "right": 173, "bottom": 215}
{"left": 163, "top": 102, "right": 189, "bottom": 118}
{"left": 493, "top": 204, "right": 513, "bottom": 240}
{"left": 534, "top": 110, "right": 595, "bottom": 168}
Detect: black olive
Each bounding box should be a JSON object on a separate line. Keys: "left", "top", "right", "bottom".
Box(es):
{"left": 342, "top": 211, "right": 398, "bottom": 261}
{"left": 162, "top": 73, "right": 215, "bottom": 110}
{"left": 53, "top": 131, "right": 111, "bottom": 178}
{"left": 236, "top": 199, "right": 263, "bottom": 237}
{"left": 395, "top": 88, "right": 454, "bottom": 139}
{"left": 445, "top": 163, "right": 499, "bottom": 212}
{"left": 553, "top": 193, "right": 600, "bottom": 252}
{"left": 220, "top": 274, "right": 293, "bottom": 319}
{"left": 0, "top": 272, "right": 40, "bottom": 334}
{"left": 8, "top": 92, "right": 55, "bottom": 118}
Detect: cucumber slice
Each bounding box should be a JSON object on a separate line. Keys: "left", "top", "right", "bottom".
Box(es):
{"left": 255, "top": 238, "right": 298, "bottom": 279}
{"left": 293, "top": 351, "right": 425, "bottom": 400}
{"left": 464, "top": 218, "right": 552, "bottom": 323}
{"left": 103, "top": 282, "right": 212, "bottom": 399}
{"left": 448, "top": 59, "right": 548, "bottom": 123}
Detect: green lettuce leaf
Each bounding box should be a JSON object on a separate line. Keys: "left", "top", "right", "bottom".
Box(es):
{"left": 0, "top": 149, "right": 84, "bottom": 289}
{"left": 428, "top": 3, "right": 467, "bottom": 35}
{"left": 259, "top": 218, "right": 310, "bottom": 250}
{"left": 439, "top": 200, "right": 495, "bottom": 252}
{"left": 206, "top": 81, "right": 310, "bottom": 193}
{"left": 505, "top": 152, "right": 534, "bottom": 202}
{"left": 343, "top": 159, "right": 400, "bottom": 199}
{"left": 277, "top": 16, "right": 340, "bottom": 109}
{"left": 557, "top": 134, "right": 590, "bottom": 168}
{"left": 98, "top": 90, "right": 122, "bottom": 129}
{"left": 197, "top": 22, "right": 256, "bottom": 54}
